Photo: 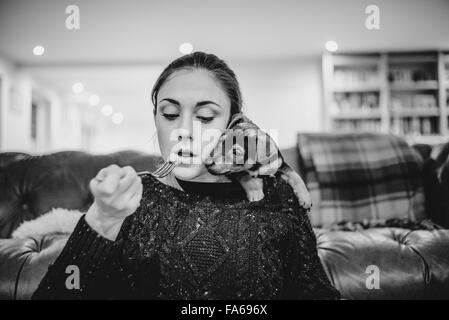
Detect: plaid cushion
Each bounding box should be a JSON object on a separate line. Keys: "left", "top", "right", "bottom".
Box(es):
{"left": 297, "top": 133, "right": 426, "bottom": 228}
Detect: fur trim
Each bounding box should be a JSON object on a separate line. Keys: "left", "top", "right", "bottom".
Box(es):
{"left": 12, "top": 208, "right": 84, "bottom": 239}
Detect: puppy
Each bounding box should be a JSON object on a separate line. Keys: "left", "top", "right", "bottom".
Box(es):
{"left": 205, "top": 113, "right": 312, "bottom": 210}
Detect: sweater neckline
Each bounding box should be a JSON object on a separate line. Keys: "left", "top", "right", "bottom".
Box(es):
{"left": 148, "top": 173, "right": 249, "bottom": 201}
{"left": 174, "top": 177, "right": 246, "bottom": 199}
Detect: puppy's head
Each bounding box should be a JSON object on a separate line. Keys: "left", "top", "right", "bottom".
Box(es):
{"left": 205, "top": 113, "right": 267, "bottom": 175}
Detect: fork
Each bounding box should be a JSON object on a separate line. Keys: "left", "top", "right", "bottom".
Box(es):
{"left": 93, "top": 160, "right": 179, "bottom": 184}
{"left": 137, "top": 160, "right": 180, "bottom": 179}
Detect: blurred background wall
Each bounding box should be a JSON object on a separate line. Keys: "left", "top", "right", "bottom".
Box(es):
{"left": 0, "top": 0, "right": 448, "bottom": 155}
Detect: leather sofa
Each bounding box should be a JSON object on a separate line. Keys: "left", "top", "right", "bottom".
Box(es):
{"left": 1, "top": 145, "right": 449, "bottom": 300}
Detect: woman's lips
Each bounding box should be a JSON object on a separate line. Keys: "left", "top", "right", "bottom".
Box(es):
{"left": 171, "top": 149, "right": 202, "bottom": 166}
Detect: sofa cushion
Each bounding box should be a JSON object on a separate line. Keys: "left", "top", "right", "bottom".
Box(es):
{"left": 297, "top": 133, "right": 426, "bottom": 228}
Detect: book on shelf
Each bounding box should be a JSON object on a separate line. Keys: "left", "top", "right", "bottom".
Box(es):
{"left": 332, "top": 92, "right": 379, "bottom": 114}
{"left": 334, "top": 119, "right": 381, "bottom": 131}
{"left": 388, "top": 67, "right": 436, "bottom": 83}
{"left": 391, "top": 93, "right": 438, "bottom": 114}
{"left": 390, "top": 117, "right": 438, "bottom": 135}
{"left": 333, "top": 68, "right": 379, "bottom": 86}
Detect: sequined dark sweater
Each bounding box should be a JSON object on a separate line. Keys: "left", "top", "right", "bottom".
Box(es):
{"left": 32, "top": 173, "right": 340, "bottom": 300}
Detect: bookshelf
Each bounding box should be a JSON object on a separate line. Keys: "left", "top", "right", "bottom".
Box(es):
{"left": 322, "top": 51, "right": 449, "bottom": 145}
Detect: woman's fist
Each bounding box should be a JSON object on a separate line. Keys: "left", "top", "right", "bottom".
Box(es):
{"left": 86, "top": 164, "right": 143, "bottom": 240}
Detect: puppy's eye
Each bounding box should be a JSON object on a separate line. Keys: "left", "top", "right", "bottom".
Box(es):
{"left": 232, "top": 145, "right": 244, "bottom": 156}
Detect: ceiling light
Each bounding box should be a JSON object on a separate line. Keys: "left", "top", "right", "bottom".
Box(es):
{"left": 88, "top": 94, "right": 100, "bottom": 106}
{"left": 33, "top": 45, "right": 45, "bottom": 56}
{"left": 179, "top": 43, "right": 194, "bottom": 55}
{"left": 101, "top": 105, "right": 113, "bottom": 116}
{"left": 112, "top": 112, "right": 124, "bottom": 124}
{"left": 325, "top": 40, "right": 338, "bottom": 52}
{"left": 72, "top": 82, "right": 84, "bottom": 94}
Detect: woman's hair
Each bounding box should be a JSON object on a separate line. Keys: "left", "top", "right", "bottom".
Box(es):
{"left": 151, "top": 51, "right": 243, "bottom": 122}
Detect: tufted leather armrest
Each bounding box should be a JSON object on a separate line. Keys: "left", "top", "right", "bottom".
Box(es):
{"left": 315, "top": 228, "right": 449, "bottom": 299}
{"left": 0, "top": 234, "right": 68, "bottom": 299}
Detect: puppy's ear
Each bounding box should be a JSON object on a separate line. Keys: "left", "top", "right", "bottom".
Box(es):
{"left": 227, "top": 113, "right": 251, "bottom": 129}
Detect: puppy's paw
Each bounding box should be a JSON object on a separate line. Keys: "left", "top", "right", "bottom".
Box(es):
{"left": 295, "top": 191, "right": 313, "bottom": 210}
{"left": 299, "top": 197, "right": 313, "bottom": 210}
{"left": 246, "top": 190, "right": 265, "bottom": 202}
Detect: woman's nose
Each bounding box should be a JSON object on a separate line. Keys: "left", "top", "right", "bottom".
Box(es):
{"left": 177, "top": 134, "right": 193, "bottom": 141}
{"left": 177, "top": 114, "right": 194, "bottom": 141}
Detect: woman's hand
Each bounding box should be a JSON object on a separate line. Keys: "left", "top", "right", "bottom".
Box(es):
{"left": 85, "top": 164, "right": 143, "bottom": 241}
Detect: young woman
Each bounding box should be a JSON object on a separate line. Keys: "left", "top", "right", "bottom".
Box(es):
{"left": 32, "top": 52, "right": 340, "bottom": 300}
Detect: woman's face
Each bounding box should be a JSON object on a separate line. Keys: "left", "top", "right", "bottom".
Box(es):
{"left": 154, "top": 68, "right": 232, "bottom": 182}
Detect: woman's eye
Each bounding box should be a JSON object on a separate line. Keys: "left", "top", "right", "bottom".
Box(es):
{"left": 162, "top": 113, "right": 214, "bottom": 123}
{"left": 197, "top": 116, "right": 214, "bottom": 123}
{"left": 162, "top": 113, "right": 179, "bottom": 120}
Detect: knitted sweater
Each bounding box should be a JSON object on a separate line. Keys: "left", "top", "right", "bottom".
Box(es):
{"left": 32, "top": 173, "right": 340, "bottom": 300}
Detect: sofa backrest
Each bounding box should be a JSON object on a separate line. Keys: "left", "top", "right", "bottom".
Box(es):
{"left": 0, "top": 152, "right": 30, "bottom": 169}
{"left": 0, "top": 151, "right": 162, "bottom": 238}
{"left": 296, "top": 132, "right": 427, "bottom": 228}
